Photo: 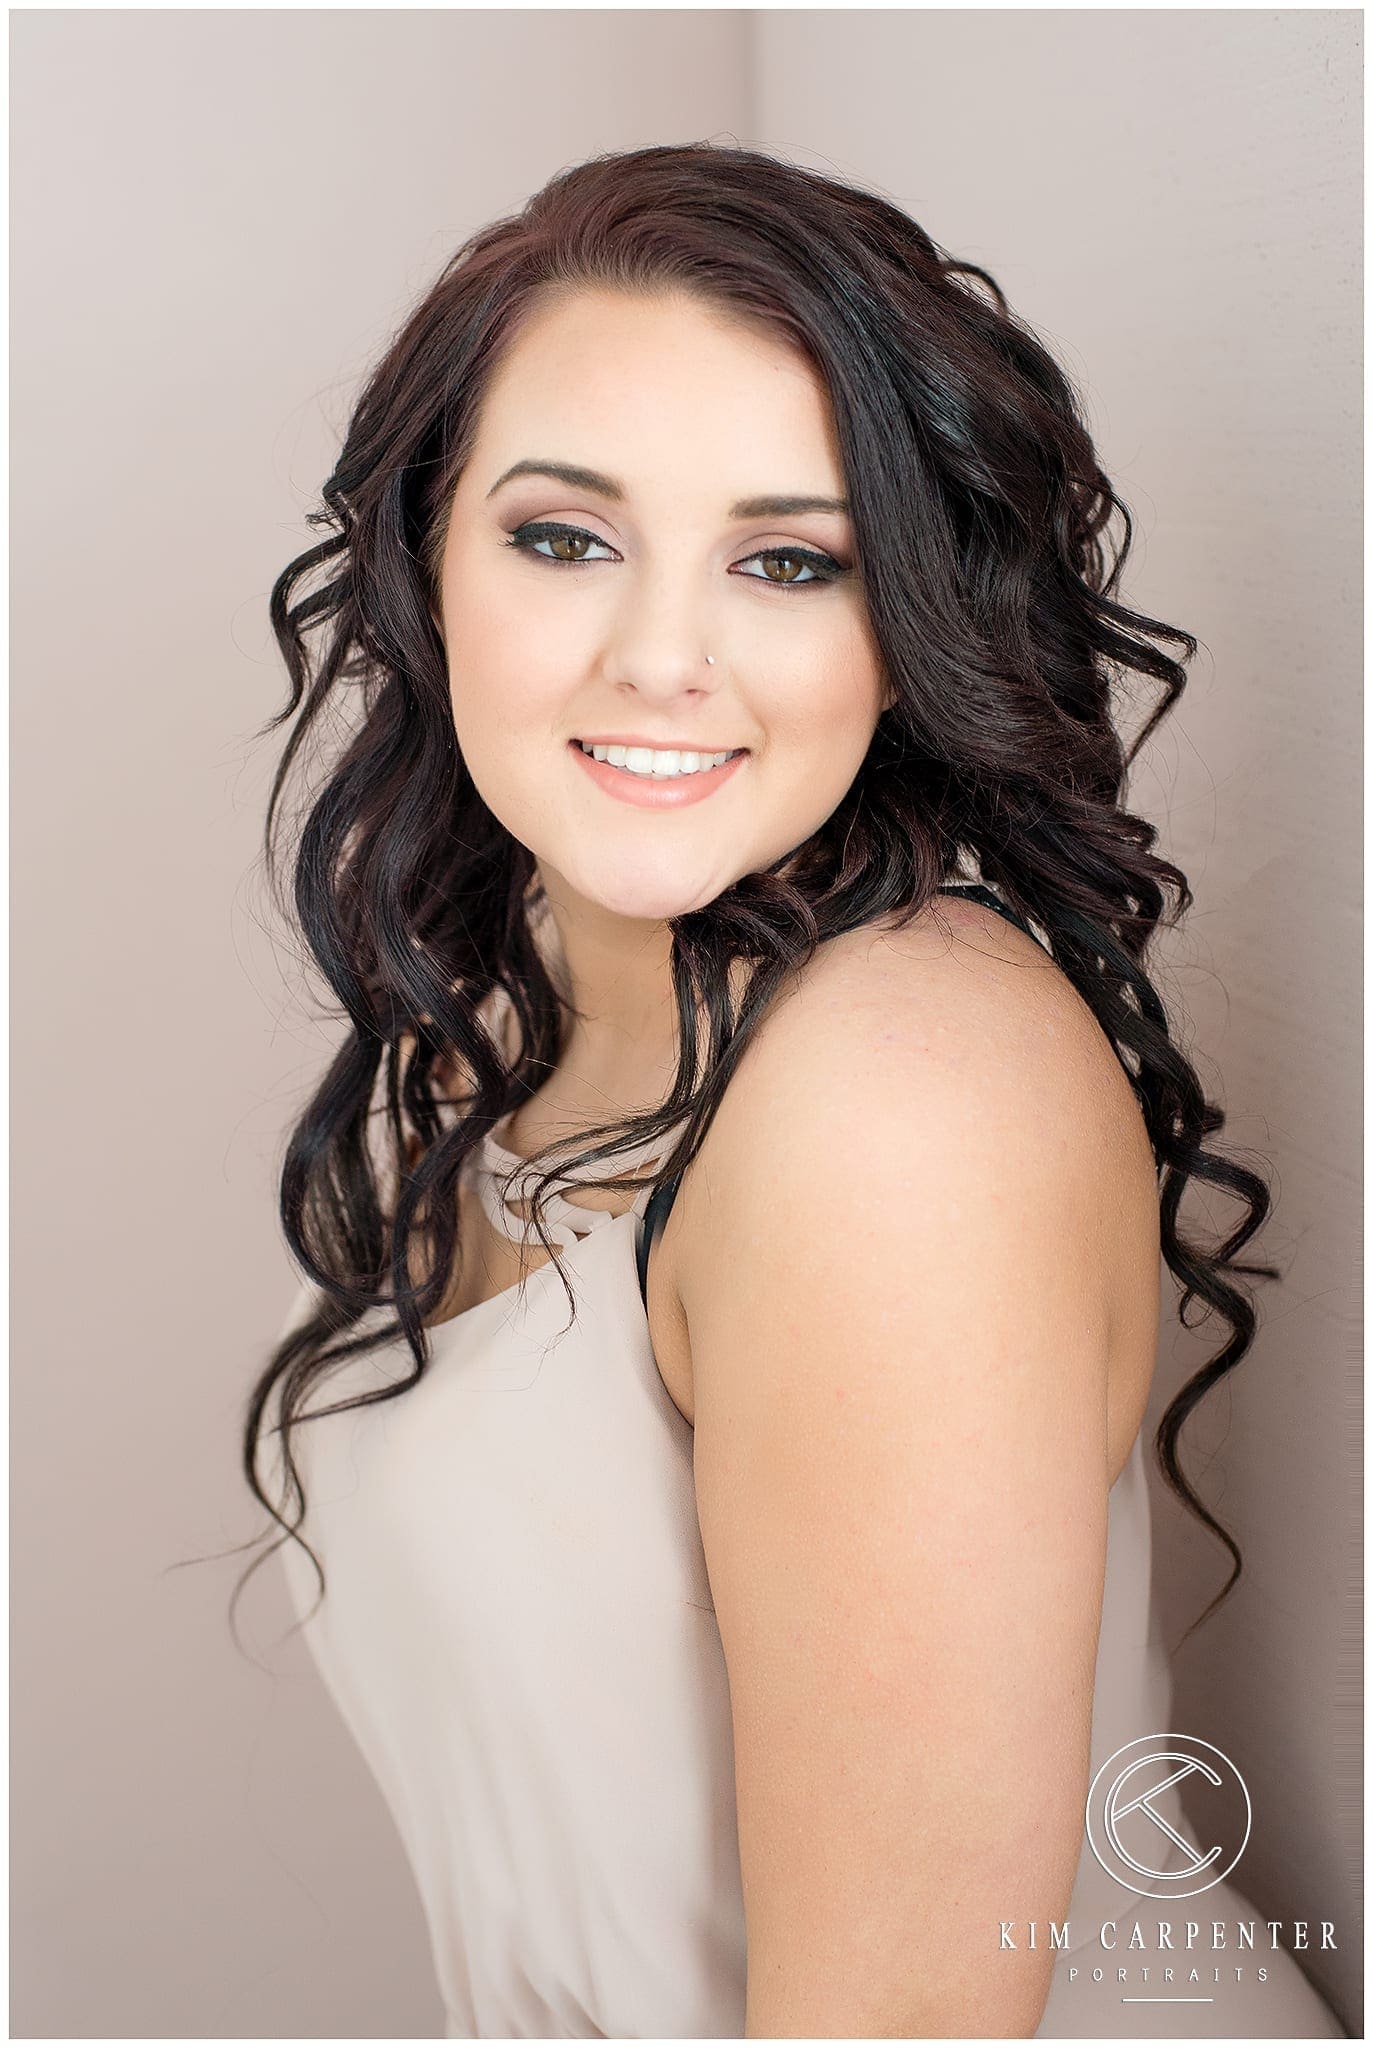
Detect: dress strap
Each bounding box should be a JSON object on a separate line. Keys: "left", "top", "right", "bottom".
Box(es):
{"left": 634, "top": 881, "right": 1043, "bottom": 1310}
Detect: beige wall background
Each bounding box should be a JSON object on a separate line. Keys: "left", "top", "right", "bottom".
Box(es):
{"left": 11, "top": 8, "right": 1360, "bottom": 2037}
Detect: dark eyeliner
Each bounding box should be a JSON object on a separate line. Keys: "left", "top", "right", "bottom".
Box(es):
{"left": 736, "top": 544, "right": 848, "bottom": 585}
{"left": 503, "top": 519, "right": 613, "bottom": 561}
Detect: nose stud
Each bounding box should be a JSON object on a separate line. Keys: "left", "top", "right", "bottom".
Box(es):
{"left": 705, "top": 655, "right": 715, "bottom": 666}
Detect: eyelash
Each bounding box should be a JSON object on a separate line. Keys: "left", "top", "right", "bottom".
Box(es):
{"left": 503, "top": 520, "right": 848, "bottom": 589}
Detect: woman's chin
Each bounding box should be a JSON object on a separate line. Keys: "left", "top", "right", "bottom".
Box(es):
{"left": 572, "top": 870, "right": 738, "bottom": 925}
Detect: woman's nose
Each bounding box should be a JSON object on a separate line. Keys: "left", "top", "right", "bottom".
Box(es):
{"left": 600, "top": 578, "right": 724, "bottom": 700}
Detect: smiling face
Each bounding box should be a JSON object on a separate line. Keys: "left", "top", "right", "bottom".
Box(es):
{"left": 435, "top": 285, "right": 892, "bottom": 923}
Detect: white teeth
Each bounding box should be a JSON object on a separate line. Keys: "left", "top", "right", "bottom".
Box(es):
{"left": 578, "top": 741, "right": 739, "bottom": 778}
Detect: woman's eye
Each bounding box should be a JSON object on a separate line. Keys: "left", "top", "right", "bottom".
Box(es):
{"left": 734, "top": 547, "right": 845, "bottom": 588}
{"left": 504, "top": 520, "right": 616, "bottom": 565}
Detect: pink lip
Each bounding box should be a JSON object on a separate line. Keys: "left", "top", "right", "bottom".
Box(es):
{"left": 568, "top": 738, "right": 748, "bottom": 809}
{"left": 575, "top": 735, "right": 747, "bottom": 752}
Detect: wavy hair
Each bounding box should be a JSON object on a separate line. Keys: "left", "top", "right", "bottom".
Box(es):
{"left": 235, "top": 141, "right": 1278, "bottom": 1652}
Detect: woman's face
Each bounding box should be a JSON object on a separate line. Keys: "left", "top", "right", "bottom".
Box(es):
{"left": 435, "top": 286, "right": 892, "bottom": 923}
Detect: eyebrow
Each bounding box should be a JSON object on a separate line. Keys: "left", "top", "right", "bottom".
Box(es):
{"left": 485, "top": 458, "right": 850, "bottom": 520}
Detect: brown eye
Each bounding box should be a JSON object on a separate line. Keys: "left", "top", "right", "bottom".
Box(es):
{"left": 505, "top": 521, "right": 617, "bottom": 567}
{"left": 736, "top": 545, "right": 845, "bottom": 588}
{"left": 762, "top": 553, "right": 807, "bottom": 583}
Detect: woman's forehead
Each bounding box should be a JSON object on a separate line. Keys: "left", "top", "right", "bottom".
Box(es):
{"left": 463, "top": 296, "right": 847, "bottom": 511}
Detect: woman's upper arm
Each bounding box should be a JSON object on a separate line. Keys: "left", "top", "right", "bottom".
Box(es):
{"left": 681, "top": 930, "right": 1119, "bottom": 2038}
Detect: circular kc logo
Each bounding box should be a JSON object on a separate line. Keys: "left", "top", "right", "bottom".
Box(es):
{"left": 1084, "top": 1733, "right": 1252, "bottom": 1900}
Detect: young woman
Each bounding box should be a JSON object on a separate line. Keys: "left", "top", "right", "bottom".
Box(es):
{"left": 243, "top": 145, "right": 1344, "bottom": 2039}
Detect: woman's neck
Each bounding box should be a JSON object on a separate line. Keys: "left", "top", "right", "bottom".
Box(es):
{"left": 528, "top": 874, "right": 680, "bottom": 1106}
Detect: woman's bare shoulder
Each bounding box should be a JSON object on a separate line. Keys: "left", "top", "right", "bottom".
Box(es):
{"left": 707, "top": 894, "right": 1138, "bottom": 1165}
{"left": 668, "top": 892, "right": 1158, "bottom": 1348}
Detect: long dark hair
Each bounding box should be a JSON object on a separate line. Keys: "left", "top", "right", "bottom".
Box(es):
{"left": 236, "top": 140, "right": 1277, "bottom": 1651}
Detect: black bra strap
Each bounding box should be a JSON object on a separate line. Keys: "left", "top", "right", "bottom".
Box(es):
{"left": 635, "top": 882, "right": 1039, "bottom": 1309}
{"left": 936, "top": 879, "right": 1041, "bottom": 942}
{"left": 635, "top": 1171, "right": 683, "bottom": 1306}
